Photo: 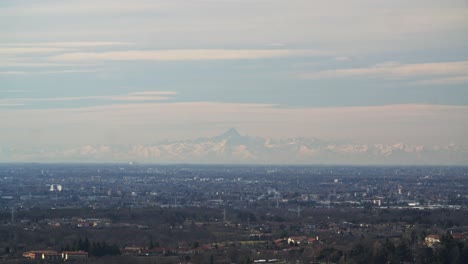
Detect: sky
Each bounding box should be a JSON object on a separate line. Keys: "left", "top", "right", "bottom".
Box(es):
{"left": 1, "top": 0, "right": 468, "bottom": 163}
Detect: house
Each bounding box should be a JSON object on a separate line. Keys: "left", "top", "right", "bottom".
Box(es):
{"left": 287, "top": 236, "right": 307, "bottom": 246}
{"left": 425, "top": 235, "right": 441, "bottom": 247}
{"left": 62, "top": 251, "right": 88, "bottom": 261}
{"left": 23, "top": 250, "right": 59, "bottom": 260}
{"left": 450, "top": 228, "right": 468, "bottom": 240}
{"left": 42, "top": 252, "right": 62, "bottom": 261}
{"left": 122, "top": 246, "right": 144, "bottom": 256}
{"left": 274, "top": 238, "right": 287, "bottom": 248}
{"left": 141, "top": 247, "right": 171, "bottom": 256}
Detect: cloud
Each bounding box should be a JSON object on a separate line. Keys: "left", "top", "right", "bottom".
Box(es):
{"left": 0, "top": 42, "right": 130, "bottom": 47}
{"left": 0, "top": 43, "right": 129, "bottom": 69}
{"left": 0, "top": 103, "right": 25, "bottom": 107}
{"left": 49, "top": 49, "right": 324, "bottom": 61}
{"left": 111, "top": 91, "right": 178, "bottom": 101}
{"left": 0, "top": 69, "right": 99, "bottom": 75}
{"left": 0, "top": 89, "right": 31, "bottom": 93}
{"left": 0, "top": 57, "right": 75, "bottom": 68}
{"left": 0, "top": 47, "right": 69, "bottom": 54}
{"left": 334, "top": 56, "right": 351, "bottom": 61}
{"left": 0, "top": 96, "right": 105, "bottom": 103}
{"left": 37, "top": 69, "right": 99, "bottom": 74}
{"left": 0, "top": 91, "right": 177, "bottom": 105}
{"left": 412, "top": 76, "right": 468, "bottom": 86}
{"left": 0, "top": 62, "right": 71, "bottom": 68}
{"left": 2, "top": 102, "right": 467, "bottom": 147}
{"left": 300, "top": 61, "right": 468, "bottom": 80}
{"left": 109, "top": 95, "right": 172, "bottom": 101}
{"left": 0, "top": 0, "right": 165, "bottom": 16}
{"left": 0, "top": 69, "right": 98, "bottom": 75}
{"left": 129, "top": 91, "right": 177, "bottom": 96}
{"left": 0, "top": 71, "right": 27, "bottom": 75}
{"left": 2, "top": 0, "right": 467, "bottom": 56}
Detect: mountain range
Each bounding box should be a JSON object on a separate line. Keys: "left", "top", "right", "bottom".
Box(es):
{"left": 1, "top": 128, "right": 467, "bottom": 165}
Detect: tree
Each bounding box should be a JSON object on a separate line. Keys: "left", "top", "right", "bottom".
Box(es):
{"left": 317, "top": 247, "right": 343, "bottom": 263}
{"left": 371, "top": 241, "right": 386, "bottom": 264}
{"left": 395, "top": 241, "right": 412, "bottom": 262}
{"left": 459, "top": 241, "right": 468, "bottom": 264}
{"left": 415, "top": 247, "right": 435, "bottom": 264}
{"left": 240, "top": 256, "right": 251, "bottom": 264}
{"left": 78, "top": 237, "right": 83, "bottom": 251}
{"left": 349, "top": 242, "right": 372, "bottom": 264}
{"left": 192, "top": 241, "right": 199, "bottom": 249}
{"left": 63, "top": 244, "right": 71, "bottom": 251}
{"left": 437, "top": 233, "right": 459, "bottom": 263}
{"left": 88, "top": 240, "right": 120, "bottom": 257}
{"left": 83, "top": 237, "right": 90, "bottom": 252}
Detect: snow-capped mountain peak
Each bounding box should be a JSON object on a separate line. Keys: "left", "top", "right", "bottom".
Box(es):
{"left": 218, "top": 128, "right": 241, "bottom": 139}
{"left": 1, "top": 129, "right": 467, "bottom": 164}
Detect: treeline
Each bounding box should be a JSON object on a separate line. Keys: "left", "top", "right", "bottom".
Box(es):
{"left": 61, "top": 237, "right": 120, "bottom": 257}
{"left": 317, "top": 234, "right": 468, "bottom": 264}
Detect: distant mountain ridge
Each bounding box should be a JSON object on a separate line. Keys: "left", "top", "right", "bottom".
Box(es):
{"left": 1, "top": 128, "right": 467, "bottom": 165}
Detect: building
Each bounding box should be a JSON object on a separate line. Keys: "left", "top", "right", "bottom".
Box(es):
{"left": 43, "top": 252, "right": 62, "bottom": 261}
{"left": 23, "top": 250, "right": 61, "bottom": 260}
{"left": 122, "top": 246, "right": 144, "bottom": 256}
{"left": 425, "top": 234, "right": 441, "bottom": 247}
{"left": 287, "top": 236, "right": 308, "bottom": 245}
{"left": 62, "top": 251, "right": 88, "bottom": 261}
{"left": 50, "top": 184, "right": 63, "bottom": 192}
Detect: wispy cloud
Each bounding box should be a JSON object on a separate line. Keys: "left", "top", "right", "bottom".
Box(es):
{"left": 0, "top": 71, "right": 27, "bottom": 75}
{"left": 0, "top": 69, "right": 98, "bottom": 75}
{"left": 0, "top": 42, "right": 129, "bottom": 69}
{"left": 0, "top": 0, "right": 165, "bottom": 16}
{"left": 50, "top": 49, "right": 324, "bottom": 62}
{"left": 334, "top": 56, "right": 351, "bottom": 61}
{"left": 0, "top": 57, "right": 74, "bottom": 68}
{"left": 412, "top": 76, "right": 468, "bottom": 86}
{"left": 37, "top": 69, "right": 99, "bottom": 74}
{"left": 0, "top": 42, "right": 130, "bottom": 47}
{"left": 0, "top": 91, "right": 177, "bottom": 105}
{"left": 0, "top": 103, "right": 25, "bottom": 107}
{"left": 300, "top": 61, "right": 468, "bottom": 80}
{"left": 109, "top": 95, "right": 172, "bottom": 101}
{"left": 0, "top": 89, "right": 31, "bottom": 93}
{"left": 2, "top": 102, "right": 467, "bottom": 147}
{"left": 129, "top": 91, "right": 177, "bottom": 96}
{"left": 0, "top": 47, "right": 69, "bottom": 54}
{"left": 0, "top": 96, "right": 105, "bottom": 103}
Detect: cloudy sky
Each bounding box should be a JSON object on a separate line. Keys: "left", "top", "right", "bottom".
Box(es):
{"left": 1, "top": 0, "right": 468, "bottom": 161}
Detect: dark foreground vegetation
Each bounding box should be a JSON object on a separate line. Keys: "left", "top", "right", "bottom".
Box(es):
{"left": 1, "top": 206, "right": 468, "bottom": 263}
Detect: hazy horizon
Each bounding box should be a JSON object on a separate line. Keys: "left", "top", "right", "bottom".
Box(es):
{"left": 1, "top": 0, "right": 468, "bottom": 164}
{"left": 1, "top": 127, "right": 467, "bottom": 165}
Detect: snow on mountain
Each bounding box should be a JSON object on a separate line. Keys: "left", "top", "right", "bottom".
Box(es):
{"left": 1, "top": 128, "right": 467, "bottom": 164}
